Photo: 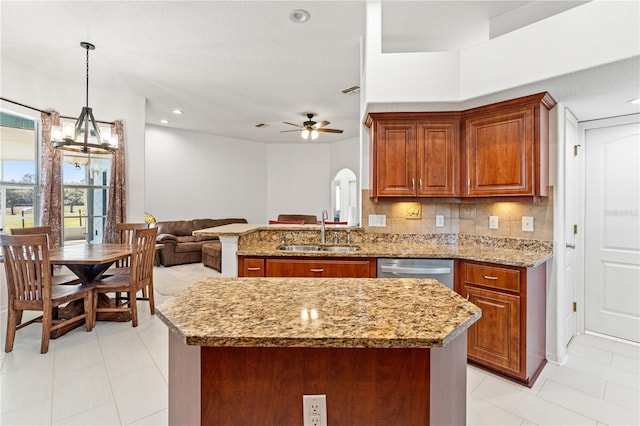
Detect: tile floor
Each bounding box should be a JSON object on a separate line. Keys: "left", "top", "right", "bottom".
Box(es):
{"left": 1, "top": 264, "right": 638, "bottom": 425}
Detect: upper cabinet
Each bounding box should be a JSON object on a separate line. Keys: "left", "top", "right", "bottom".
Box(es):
{"left": 462, "top": 93, "right": 556, "bottom": 198}
{"left": 366, "top": 113, "right": 460, "bottom": 199}
{"left": 365, "top": 93, "right": 556, "bottom": 201}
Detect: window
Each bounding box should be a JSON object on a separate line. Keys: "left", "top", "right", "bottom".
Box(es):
{"left": 62, "top": 148, "right": 111, "bottom": 244}
{"left": 0, "top": 111, "right": 39, "bottom": 233}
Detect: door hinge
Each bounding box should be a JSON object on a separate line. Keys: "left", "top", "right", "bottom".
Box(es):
{"left": 573, "top": 224, "right": 578, "bottom": 235}
{"left": 573, "top": 302, "right": 577, "bottom": 312}
{"left": 573, "top": 145, "right": 580, "bottom": 156}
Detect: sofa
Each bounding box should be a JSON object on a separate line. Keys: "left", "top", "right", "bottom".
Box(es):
{"left": 155, "top": 218, "right": 247, "bottom": 266}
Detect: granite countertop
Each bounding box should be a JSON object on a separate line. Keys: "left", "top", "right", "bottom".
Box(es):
{"left": 238, "top": 241, "right": 551, "bottom": 268}
{"left": 157, "top": 277, "right": 481, "bottom": 349}
{"left": 194, "top": 224, "right": 552, "bottom": 268}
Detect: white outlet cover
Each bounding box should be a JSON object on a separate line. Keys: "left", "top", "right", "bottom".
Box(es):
{"left": 522, "top": 216, "right": 534, "bottom": 232}
{"left": 368, "top": 214, "right": 386, "bottom": 227}
{"left": 303, "top": 394, "right": 327, "bottom": 426}
{"left": 436, "top": 215, "right": 444, "bottom": 227}
{"left": 489, "top": 216, "right": 499, "bottom": 229}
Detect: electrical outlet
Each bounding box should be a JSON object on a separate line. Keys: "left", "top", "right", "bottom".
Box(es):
{"left": 436, "top": 215, "right": 444, "bottom": 227}
{"left": 489, "top": 216, "right": 499, "bottom": 229}
{"left": 303, "top": 395, "right": 327, "bottom": 426}
{"left": 522, "top": 216, "right": 534, "bottom": 232}
{"left": 368, "top": 214, "right": 386, "bottom": 227}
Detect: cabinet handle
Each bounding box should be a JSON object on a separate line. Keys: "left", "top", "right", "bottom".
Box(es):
{"left": 419, "top": 179, "right": 423, "bottom": 190}
{"left": 412, "top": 178, "right": 415, "bottom": 190}
{"left": 310, "top": 268, "right": 324, "bottom": 273}
{"left": 467, "top": 294, "right": 470, "bottom": 301}
{"left": 483, "top": 275, "right": 498, "bottom": 280}
{"left": 247, "top": 267, "right": 261, "bottom": 271}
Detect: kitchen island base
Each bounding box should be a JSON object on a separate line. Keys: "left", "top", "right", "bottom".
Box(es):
{"left": 168, "top": 331, "right": 468, "bottom": 425}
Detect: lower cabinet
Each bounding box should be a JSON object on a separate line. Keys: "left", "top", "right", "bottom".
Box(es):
{"left": 238, "top": 256, "right": 377, "bottom": 278}
{"left": 455, "top": 259, "right": 546, "bottom": 387}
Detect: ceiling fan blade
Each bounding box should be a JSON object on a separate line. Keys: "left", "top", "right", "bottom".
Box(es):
{"left": 317, "top": 128, "right": 344, "bottom": 133}
{"left": 280, "top": 130, "right": 302, "bottom": 133}
{"left": 283, "top": 121, "right": 303, "bottom": 129}
{"left": 314, "top": 120, "right": 330, "bottom": 129}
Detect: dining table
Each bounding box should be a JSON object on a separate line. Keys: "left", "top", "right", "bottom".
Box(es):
{"left": 49, "top": 243, "right": 133, "bottom": 337}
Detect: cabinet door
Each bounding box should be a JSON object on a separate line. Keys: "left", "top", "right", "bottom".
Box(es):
{"left": 465, "top": 285, "right": 522, "bottom": 377}
{"left": 465, "top": 106, "right": 534, "bottom": 196}
{"left": 238, "top": 257, "right": 265, "bottom": 277}
{"left": 265, "top": 258, "right": 374, "bottom": 278}
{"left": 416, "top": 120, "right": 459, "bottom": 197}
{"left": 374, "top": 121, "right": 417, "bottom": 196}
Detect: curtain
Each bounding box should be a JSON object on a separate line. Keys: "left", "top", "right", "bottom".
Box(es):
{"left": 39, "top": 111, "right": 63, "bottom": 248}
{"left": 103, "top": 120, "right": 126, "bottom": 243}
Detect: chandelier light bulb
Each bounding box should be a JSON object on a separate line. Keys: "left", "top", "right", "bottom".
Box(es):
{"left": 301, "top": 129, "right": 310, "bottom": 139}
{"left": 311, "top": 129, "right": 319, "bottom": 140}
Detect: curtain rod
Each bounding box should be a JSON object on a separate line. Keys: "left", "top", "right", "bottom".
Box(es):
{"left": 0, "top": 96, "right": 115, "bottom": 125}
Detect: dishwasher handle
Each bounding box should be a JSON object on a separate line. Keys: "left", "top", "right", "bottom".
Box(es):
{"left": 379, "top": 265, "right": 452, "bottom": 275}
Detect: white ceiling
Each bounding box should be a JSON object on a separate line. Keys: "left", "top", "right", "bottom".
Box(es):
{"left": 2, "top": 1, "right": 639, "bottom": 144}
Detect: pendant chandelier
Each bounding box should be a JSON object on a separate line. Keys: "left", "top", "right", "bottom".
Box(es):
{"left": 51, "top": 42, "right": 117, "bottom": 154}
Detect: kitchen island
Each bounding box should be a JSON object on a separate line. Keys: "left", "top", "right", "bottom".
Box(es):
{"left": 157, "top": 276, "right": 481, "bottom": 425}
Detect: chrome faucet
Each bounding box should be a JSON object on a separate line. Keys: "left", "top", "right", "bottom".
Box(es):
{"left": 333, "top": 232, "right": 339, "bottom": 244}
{"left": 321, "top": 209, "right": 328, "bottom": 244}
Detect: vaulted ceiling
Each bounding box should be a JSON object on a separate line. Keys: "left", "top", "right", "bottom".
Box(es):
{"left": 2, "top": 1, "right": 638, "bottom": 144}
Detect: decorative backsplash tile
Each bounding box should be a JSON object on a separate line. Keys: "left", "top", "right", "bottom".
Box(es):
{"left": 361, "top": 188, "right": 554, "bottom": 241}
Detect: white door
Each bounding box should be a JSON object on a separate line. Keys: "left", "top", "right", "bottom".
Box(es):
{"left": 584, "top": 116, "right": 640, "bottom": 342}
{"left": 563, "top": 110, "right": 579, "bottom": 347}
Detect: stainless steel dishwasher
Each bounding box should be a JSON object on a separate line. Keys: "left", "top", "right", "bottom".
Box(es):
{"left": 377, "top": 258, "right": 454, "bottom": 289}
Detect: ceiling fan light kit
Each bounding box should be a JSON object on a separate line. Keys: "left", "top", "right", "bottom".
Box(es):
{"left": 282, "top": 113, "right": 344, "bottom": 141}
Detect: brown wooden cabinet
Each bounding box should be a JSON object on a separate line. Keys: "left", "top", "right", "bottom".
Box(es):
{"left": 365, "top": 113, "right": 460, "bottom": 199}
{"left": 462, "top": 93, "right": 556, "bottom": 198}
{"left": 365, "top": 92, "right": 556, "bottom": 201}
{"left": 238, "top": 256, "right": 377, "bottom": 278}
{"left": 455, "top": 259, "right": 546, "bottom": 387}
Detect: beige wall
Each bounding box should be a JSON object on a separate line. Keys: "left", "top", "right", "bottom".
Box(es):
{"left": 361, "top": 188, "right": 553, "bottom": 241}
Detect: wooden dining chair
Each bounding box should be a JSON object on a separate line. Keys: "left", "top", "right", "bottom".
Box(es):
{"left": 92, "top": 227, "right": 158, "bottom": 327}
{"left": 112, "top": 223, "right": 149, "bottom": 272}
{"left": 1, "top": 234, "right": 94, "bottom": 354}
{"left": 11, "top": 226, "right": 81, "bottom": 285}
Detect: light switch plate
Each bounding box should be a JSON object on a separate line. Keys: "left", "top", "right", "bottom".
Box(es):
{"left": 522, "top": 216, "right": 534, "bottom": 232}
{"left": 489, "top": 216, "right": 499, "bottom": 229}
{"left": 368, "top": 214, "right": 386, "bottom": 227}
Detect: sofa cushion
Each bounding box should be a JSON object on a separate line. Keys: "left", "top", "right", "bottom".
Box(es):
{"left": 174, "top": 241, "right": 207, "bottom": 253}
{"left": 192, "top": 219, "right": 222, "bottom": 230}
{"left": 156, "top": 220, "right": 194, "bottom": 237}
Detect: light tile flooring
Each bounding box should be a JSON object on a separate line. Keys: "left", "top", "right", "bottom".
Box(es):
{"left": 1, "top": 264, "right": 638, "bottom": 425}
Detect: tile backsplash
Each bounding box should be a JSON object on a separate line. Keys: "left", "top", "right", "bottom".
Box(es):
{"left": 361, "top": 188, "right": 553, "bottom": 241}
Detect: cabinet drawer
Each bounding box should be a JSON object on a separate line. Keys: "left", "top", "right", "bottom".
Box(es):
{"left": 240, "top": 258, "right": 265, "bottom": 277}
{"left": 265, "top": 258, "right": 374, "bottom": 278}
{"left": 465, "top": 263, "right": 521, "bottom": 293}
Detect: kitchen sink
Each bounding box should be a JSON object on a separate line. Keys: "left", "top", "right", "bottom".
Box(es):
{"left": 321, "top": 246, "right": 360, "bottom": 252}
{"left": 277, "top": 245, "right": 321, "bottom": 251}
{"left": 276, "top": 245, "right": 360, "bottom": 252}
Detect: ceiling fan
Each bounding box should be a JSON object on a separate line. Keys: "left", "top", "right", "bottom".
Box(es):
{"left": 281, "top": 113, "right": 344, "bottom": 140}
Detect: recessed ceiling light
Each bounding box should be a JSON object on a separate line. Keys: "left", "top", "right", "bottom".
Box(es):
{"left": 289, "top": 9, "right": 310, "bottom": 23}
{"left": 627, "top": 97, "right": 640, "bottom": 104}
{"left": 160, "top": 119, "right": 169, "bottom": 124}
{"left": 172, "top": 109, "right": 183, "bottom": 115}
